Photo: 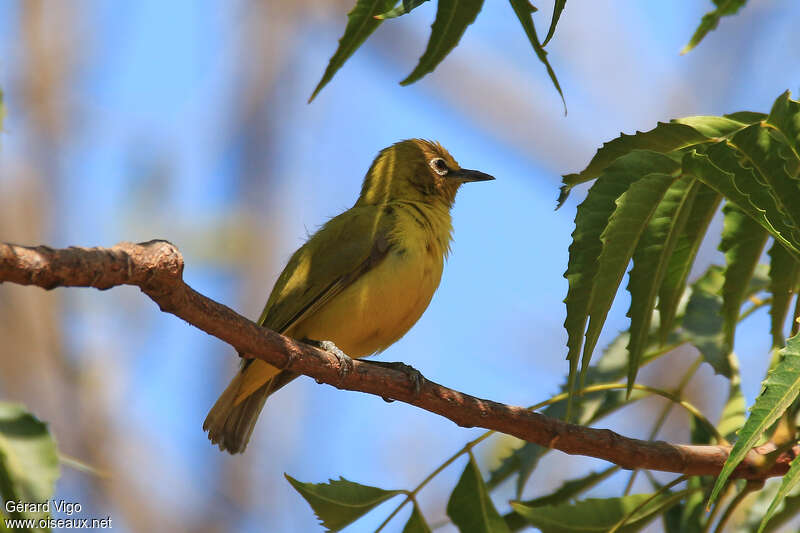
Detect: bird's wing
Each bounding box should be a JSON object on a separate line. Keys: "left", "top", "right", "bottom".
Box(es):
{"left": 257, "top": 204, "right": 393, "bottom": 335}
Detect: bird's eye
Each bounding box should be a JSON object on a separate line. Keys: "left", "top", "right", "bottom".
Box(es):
{"left": 430, "top": 158, "right": 449, "bottom": 176}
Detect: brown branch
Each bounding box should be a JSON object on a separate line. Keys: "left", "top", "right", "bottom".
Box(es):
{"left": 1, "top": 240, "right": 796, "bottom": 480}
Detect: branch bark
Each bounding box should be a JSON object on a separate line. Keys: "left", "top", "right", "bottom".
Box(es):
{"left": 1, "top": 240, "right": 796, "bottom": 480}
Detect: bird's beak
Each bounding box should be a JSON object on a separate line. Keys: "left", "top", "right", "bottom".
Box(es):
{"left": 451, "top": 168, "right": 495, "bottom": 182}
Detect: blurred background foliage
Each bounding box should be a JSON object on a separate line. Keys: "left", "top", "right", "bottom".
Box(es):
{"left": 0, "top": 0, "right": 799, "bottom": 531}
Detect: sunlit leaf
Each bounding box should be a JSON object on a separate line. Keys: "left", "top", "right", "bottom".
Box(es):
{"left": 766, "top": 90, "right": 800, "bottom": 158}
{"left": 401, "top": 0, "right": 484, "bottom": 85}
{"left": 708, "top": 333, "right": 800, "bottom": 507}
{"left": 309, "top": 0, "right": 397, "bottom": 102}
{"left": 285, "top": 475, "right": 403, "bottom": 531}
{"left": 375, "top": 0, "right": 430, "bottom": 19}
{"left": 508, "top": 0, "right": 565, "bottom": 113}
{"left": 446, "top": 455, "right": 510, "bottom": 533}
{"left": 682, "top": 0, "right": 749, "bottom": 54}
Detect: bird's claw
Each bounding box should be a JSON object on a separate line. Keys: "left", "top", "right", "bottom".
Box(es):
{"left": 308, "top": 339, "right": 353, "bottom": 381}
{"left": 367, "top": 360, "right": 425, "bottom": 397}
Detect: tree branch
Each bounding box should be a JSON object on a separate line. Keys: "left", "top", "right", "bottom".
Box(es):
{"left": 1, "top": 240, "right": 796, "bottom": 480}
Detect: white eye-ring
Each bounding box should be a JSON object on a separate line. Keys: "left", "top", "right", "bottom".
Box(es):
{"left": 429, "top": 158, "right": 449, "bottom": 176}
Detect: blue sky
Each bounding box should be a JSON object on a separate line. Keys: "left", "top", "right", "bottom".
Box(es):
{"left": 1, "top": 1, "right": 799, "bottom": 531}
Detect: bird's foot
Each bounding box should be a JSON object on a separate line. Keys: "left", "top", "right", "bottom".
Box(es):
{"left": 366, "top": 360, "right": 425, "bottom": 397}
{"left": 307, "top": 339, "right": 353, "bottom": 380}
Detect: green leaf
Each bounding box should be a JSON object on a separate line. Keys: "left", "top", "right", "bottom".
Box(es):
{"left": 376, "top": 0, "right": 430, "bottom": 19}
{"left": 719, "top": 203, "right": 769, "bottom": 356}
{"left": 446, "top": 455, "right": 510, "bottom": 533}
{"left": 558, "top": 116, "right": 752, "bottom": 207}
{"left": 508, "top": 0, "right": 565, "bottom": 113}
{"left": 657, "top": 181, "right": 721, "bottom": 340}
{"left": 683, "top": 147, "right": 800, "bottom": 256}
{"left": 626, "top": 176, "right": 696, "bottom": 392}
{"left": 285, "top": 474, "right": 403, "bottom": 531}
{"left": 511, "top": 491, "right": 688, "bottom": 533}
{"left": 758, "top": 454, "right": 800, "bottom": 532}
{"left": 737, "top": 478, "right": 800, "bottom": 533}
{"left": 486, "top": 439, "right": 543, "bottom": 498}
{"left": 0, "top": 88, "right": 5, "bottom": 132}
{"left": 662, "top": 477, "right": 706, "bottom": 533}
{"left": 563, "top": 150, "right": 678, "bottom": 408}
{"left": 542, "top": 0, "right": 566, "bottom": 46}
{"left": 682, "top": 0, "right": 748, "bottom": 54}
{"left": 309, "top": 0, "right": 397, "bottom": 102}
{"left": 768, "top": 240, "right": 799, "bottom": 348}
{"left": 520, "top": 466, "right": 618, "bottom": 509}
{"left": 401, "top": 0, "right": 484, "bottom": 85}
{"left": 402, "top": 503, "right": 432, "bottom": 533}
{"left": 765, "top": 91, "right": 800, "bottom": 159}
{"left": 708, "top": 333, "right": 800, "bottom": 507}
{"left": 0, "top": 403, "right": 60, "bottom": 508}
{"left": 582, "top": 170, "right": 678, "bottom": 389}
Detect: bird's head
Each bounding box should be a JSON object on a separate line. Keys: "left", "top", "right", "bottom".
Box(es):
{"left": 356, "top": 139, "right": 494, "bottom": 207}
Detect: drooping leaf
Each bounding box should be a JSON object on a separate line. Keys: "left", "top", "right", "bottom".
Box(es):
{"left": 285, "top": 475, "right": 403, "bottom": 531}
{"left": 563, "top": 151, "right": 674, "bottom": 412}
{"left": 402, "top": 503, "right": 432, "bottom": 533}
{"left": 542, "top": 0, "right": 566, "bottom": 46}
{"left": 719, "top": 202, "right": 769, "bottom": 356}
{"left": 0, "top": 403, "right": 60, "bottom": 508}
{"left": 683, "top": 147, "right": 800, "bottom": 256}
{"left": 758, "top": 454, "right": 800, "bottom": 532}
{"left": 558, "top": 116, "right": 754, "bottom": 207}
{"left": 581, "top": 170, "right": 678, "bottom": 389}
{"left": 508, "top": 0, "right": 565, "bottom": 113}
{"left": 511, "top": 490, "right": 688, "bottom": 533}
{"left": 708, "top": 333, "right": 800, "bottom": 507}
{"left": 309, "top": 0, "right": 397, "bottom": 102}
{"left": 626, "top": 176, "right": 695, "bottom": 392}
{"left": 682, "top": 0, "right": 748, "bottom": 54}
{"left": 375, "top": 0, "right": 430, "bottom": 19}
{"left": 401, "top": 0, "right": 484, "bottom": 85}
{"left": 767, "top": 240, "right": 799, "bottom": 347}
{"left": 657, "top": 181, "right": 721, "bottom": 340}
{"left": 446, "top": 455, "right": 510, "bottom": 533}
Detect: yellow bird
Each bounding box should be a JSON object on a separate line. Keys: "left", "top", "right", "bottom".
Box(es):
{"left": 204, "top": 139, "right": 494, "bottom": 453}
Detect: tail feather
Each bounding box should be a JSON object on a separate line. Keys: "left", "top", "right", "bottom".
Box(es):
{"left": 203, "top": 369, "right": 301, "bottom": 454}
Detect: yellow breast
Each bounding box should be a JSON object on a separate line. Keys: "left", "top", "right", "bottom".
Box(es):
{"left": 289, "top": 200, "right": 451, "bottom": 357}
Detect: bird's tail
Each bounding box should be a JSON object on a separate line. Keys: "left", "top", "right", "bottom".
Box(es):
{"left": 204, "top": 359, "right": 302, "bottom": 454}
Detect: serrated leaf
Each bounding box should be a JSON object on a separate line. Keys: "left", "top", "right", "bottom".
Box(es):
{"left": 719, "top": 203, "right": 769, "bottom": 356}
{"left": 682, "top": 0, "right": 748, "bottom": 54}
{"left": 657, "top": 181, "right": 721, "bottom": 340}
{"left": 768, "top": 240, "right": 799, "bottom": 347}
{"left": 542, "top": 0, "right": 565, "bottom": 46}
{"left": 511, "top": 490, "right": 688, "bottom": 533}
{"left": 558, "top": 117, "right": 752, "bottom": 207}
{"left": 376, "top": 0, "right": 430, "bottom": 19}
{"left": 683, "top": 148, "right": 800, "bottom": 256}
{"left": 309, "top": 0, "right": 397, "bottom": 102}
{"left": 508, "top": 0, "right": 565, "bottom": 113}
{"left": 626, "top": 176, "right": 695, "bottom": 392}
{"left": 582, "top": 170, "right": 678, "bottom": 389}
{"left": 285, "top": 474, "right": 403, "bottom": 531}
{"left": 708, "top": 333, "right": 800, "bottom": 507}
{"left": 758, "top": 453, "right": 800, "bottom": 532}
{"left": 0, "top": 403, "right": 60, "bottom": 507}
{"left": 401, "top": 0, "right": 484, "bottom": 85}
{"left": 402, "top": 503, "right": 432, "bottom": 533}
{"left": 447, "top": 455, "right": 510, "bottom": 533}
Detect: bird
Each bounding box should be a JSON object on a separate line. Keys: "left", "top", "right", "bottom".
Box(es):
{"left": 203, "top": 139, "right": 494, "bottom": 453}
